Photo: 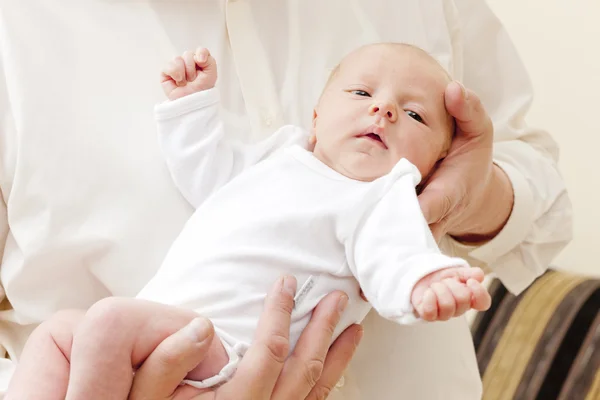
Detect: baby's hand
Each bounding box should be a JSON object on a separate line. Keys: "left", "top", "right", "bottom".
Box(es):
{"left": 411, "top": 267, "right": 491, "bottom": 322}
{"left": 161, "top": 47, "right": 217, "bottom": 100}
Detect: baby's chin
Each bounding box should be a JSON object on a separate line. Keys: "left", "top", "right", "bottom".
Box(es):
{"left": 332, "top": 152, "right": 392, "bottom": 182}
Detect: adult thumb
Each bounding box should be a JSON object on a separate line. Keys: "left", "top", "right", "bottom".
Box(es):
{"left": 130, "top": 318, "right": 215, "bottom": 400}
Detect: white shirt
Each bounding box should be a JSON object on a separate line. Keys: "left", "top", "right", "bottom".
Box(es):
{"left": 138, "top": 89, "right": 470, "bottom": 381}
{"left": 0, "top": 1, "right": 572, "bottom": 399}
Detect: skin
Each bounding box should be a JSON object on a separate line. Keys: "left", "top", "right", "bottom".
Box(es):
{"left": 129, "top": 277, "right": 363, "bottom": 400}
{"left": 311, "top": 43, "right": 453, "bottom": 182}
{"left": 9, "top": 40, "right": 510, "bottom": 400}
{"left": 162, "top": 45, "right": 491, "bottom": 319}
{"left": 419, "top": 81, "right": 514, "bottom": 242}
{"left": 142, "top": 30, "right": 514, "bottom": 393}
{"left": 137, "top": 44, "right": 495, "bottom": 399}
{"left": 307, "top": 44, "right": 491, "bottom": 319}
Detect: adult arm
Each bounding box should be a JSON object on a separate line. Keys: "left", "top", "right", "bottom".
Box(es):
{"left": 419, "top": 0, "right": 572, "bottom": 294}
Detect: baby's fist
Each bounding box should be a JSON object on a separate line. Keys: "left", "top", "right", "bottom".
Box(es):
{"left": 161, "top": 47, "right": 218, "bottom": 100}
{"left": 411, "top": 266, "right": 491, "bottom": 322}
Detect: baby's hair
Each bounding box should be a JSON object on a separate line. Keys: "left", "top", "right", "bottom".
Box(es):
{"left": 324, "top": 42, "right": 453, "bottom": 89}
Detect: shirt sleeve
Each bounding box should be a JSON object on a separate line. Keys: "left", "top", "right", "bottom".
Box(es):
{"left": 155, "top": 88, "right": 308, "bottom": 208}
{"left": 443, "top": 0, "right": 573, "bottom": 295}
{"left": 346, "top": 161, "right": 469, "bottom": 325}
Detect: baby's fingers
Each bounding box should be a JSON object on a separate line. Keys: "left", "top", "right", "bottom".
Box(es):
{"left": 448, "top": 266, "right": 485, "bottom": 283}
{"left": 467, "top": 279, "right": 491, "bottom": 311}
{"left": 162, "top": 57, "right": 186, "bottom": 86}
{"left": 182, "top": 50, "right": 198, "bottom": 82}
{"left": 194, "top": 47, "right": 213, "bottom": 69}
{"left": 418, "top": 289, "right": 438, "bottom": 322}
{"left": 431, "top": 282, "right": 456, "bottom": 321}
{"left": 444, "top": 278, "right": 471, "bottom": 317}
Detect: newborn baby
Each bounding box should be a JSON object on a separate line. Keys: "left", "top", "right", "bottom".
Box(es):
{"left": 6, "top": 43, "right": 491, "bottom": 399}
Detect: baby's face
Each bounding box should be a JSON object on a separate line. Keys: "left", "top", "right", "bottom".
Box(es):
{"left": 311, "top": 44, "right": 453, "bottom": 182}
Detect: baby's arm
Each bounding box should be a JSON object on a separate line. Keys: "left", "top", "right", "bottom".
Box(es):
{"left": 157, "top": 48, "right": 308, "bottom": 208}
{"left": 346, "top": 163, "right": 490, "bottom": 324}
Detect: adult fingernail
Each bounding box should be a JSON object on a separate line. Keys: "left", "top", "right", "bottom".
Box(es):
{"left": 185, "top": 318, "right": 212, "bottom": 342}
{"left": 355, "top": 327, "right": 364, "bottom": 346}
{"left": 338, "top": 294, "right": 348, "bottom": 313}
{"left": 455, "top": 80, "right": 468, "bottom": 100}
{"left": 282, "top": 275, "right": 297, "bottom": 297}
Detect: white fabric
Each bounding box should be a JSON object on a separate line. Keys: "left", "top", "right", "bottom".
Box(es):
{"left": 0, "top": 1, "right": 572, "bottom": 399}
{"left": 182, "top": 337, "right": 242, "bottom": 389}
{"left": 139, "top": 89, "right": 469, "bottom": 388}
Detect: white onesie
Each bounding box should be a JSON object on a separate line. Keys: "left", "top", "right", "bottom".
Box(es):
{"left": 137, "top": 88, "right": 469, "bottom": 388}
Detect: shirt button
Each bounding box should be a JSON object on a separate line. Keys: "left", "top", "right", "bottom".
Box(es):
{"left": 335, "top": 375, "right": 345, "bottom": 388}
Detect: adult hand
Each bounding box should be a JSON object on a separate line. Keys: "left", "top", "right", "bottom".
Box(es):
{"left": 418, "top": 81, "right": 514, "bottom": 242}
{"left": 129, "top": 276, "right": 363, "bottom": 400}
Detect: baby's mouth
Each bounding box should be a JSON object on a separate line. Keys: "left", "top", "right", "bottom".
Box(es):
{"left": 366, "top": 133, "right": 384, "bottom": 144}
{"left": 359, "top": 126, "right": 388, "bottom": 149}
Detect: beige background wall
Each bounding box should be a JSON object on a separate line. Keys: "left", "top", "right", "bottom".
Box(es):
{"left": 486, "top": 0, "right": 600, "bottom": 277}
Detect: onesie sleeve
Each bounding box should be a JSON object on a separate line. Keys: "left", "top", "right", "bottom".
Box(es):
{"left": 345, "top": 159, "right": 470, "bottom": 324}
{"left": 155, "top": 89, "right": 308, "bottom": 208}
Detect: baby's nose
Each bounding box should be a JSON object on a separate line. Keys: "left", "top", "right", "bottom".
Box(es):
{"left": 369, "top": 102, "right": 397, "bottom": 122}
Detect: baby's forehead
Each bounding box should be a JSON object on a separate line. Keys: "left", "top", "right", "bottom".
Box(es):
{"left": 338, "top": 43, "right": 451, "bottom": 82}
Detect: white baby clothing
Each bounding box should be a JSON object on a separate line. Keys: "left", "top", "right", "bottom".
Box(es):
{"left": 136, "top": 88, "right": 469, "bottom": 388}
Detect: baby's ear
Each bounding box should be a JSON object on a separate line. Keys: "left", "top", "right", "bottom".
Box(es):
{"left": 308, "top": 134, "right": 317, "bottom": 150}
{"left": 308, "top": 109, "right": 318, "bottom": 150}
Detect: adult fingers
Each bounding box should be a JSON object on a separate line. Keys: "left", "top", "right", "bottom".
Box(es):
{"left": 271, "top": 291, "right": 348, "bottom": 399}
{"left": 305, "top": 324, "right": 363, "bottom": 400}
{"left": 130, "top": 318, "right": 215, "bottom": 400}
{"left": 444, "top": 81, "right": 493, "bottom": 139}
{"left": 223, "top": 276, "right": 296, "bottom": 399}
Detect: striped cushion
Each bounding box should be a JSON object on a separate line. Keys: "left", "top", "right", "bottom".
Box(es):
{"left": 471, "top": 270, "right": 600, "bottom": 400}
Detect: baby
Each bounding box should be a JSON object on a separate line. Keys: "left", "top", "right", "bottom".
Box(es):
{"left": 7, "top": 43, "right": 491, "bottom": 399}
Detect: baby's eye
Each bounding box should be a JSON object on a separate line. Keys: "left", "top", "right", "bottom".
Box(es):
{"left": 406, "top": 110, "right": 424, "bottom": 123}
{"left": 350, "top": 90, "right": 371, "bottom": 97}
